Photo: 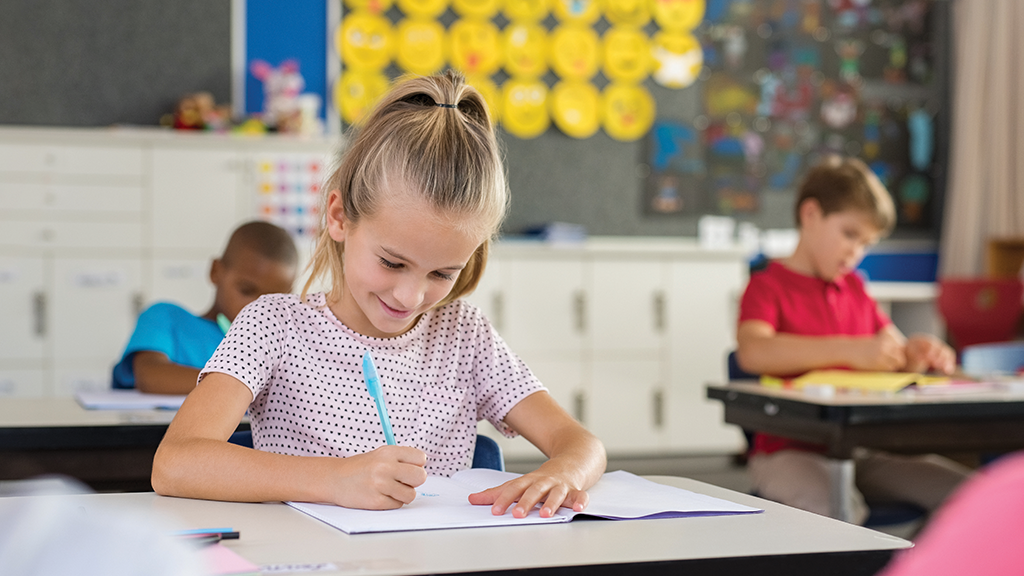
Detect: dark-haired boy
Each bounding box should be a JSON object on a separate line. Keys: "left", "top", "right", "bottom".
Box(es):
{"left": 112, "top": 221, "right": 298, "bottom": 394}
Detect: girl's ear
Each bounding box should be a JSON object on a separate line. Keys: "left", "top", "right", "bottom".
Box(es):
{"left": 325, "top": 189, "right": 348, "bottom": 242}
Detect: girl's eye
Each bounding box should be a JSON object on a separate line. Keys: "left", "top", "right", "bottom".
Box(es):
{"left": 433, "top": 271, "right": 456, "bottom": 281}
{"left": 379, "top": 258, "right": 401, "bottom": 270}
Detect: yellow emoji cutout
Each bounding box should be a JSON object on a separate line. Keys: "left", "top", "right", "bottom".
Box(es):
{"left": 501, "top": 78, "right": 550, "bottom": 139}
{"left": 397, "top": 0, "right": 448, "bottom": 19}
{"left": 551, "top": 81, "right": 600, "bottom": 139}
{"left": 651, "top": 0, "right": 705, "bottom": 32}
{"left": 602, "top": 26, "right": 652, "bottom": 83}
{"left": 603, "top": 0, "right": 650, "bottom": 27}
{"left": 448, "top": 19, "right": 503, "bottom": 76}
{"left": 504, "top": 22, "right": 548, "bottom": 79}
{"left": 551, "top": 0, "right": 601, "bottom": 24}
{"left": 335, "top": 70, "right": 391, "bottom": 124}
{"left": 452, "top": 0, "right": 500, "bottom": 18}
{"left": 396, "top": 19, "right": 446, "bottom": 75}
{"left": 504, "top": 0, "right": 549, "bottom": 22}
{"left": 337, "top": 12, "right": 394, "bottom": 71}
{"left": 549, "top": 25, "right": 600, "bottom": 80}
{"left": 601, "top": 82, "right": 655, "bottom": 141}
{"left": 344, "top": 0, "right": 394, "bottom": 15}
{"left": 466, "top": 74, "right": 502, "bottom": 124}
{"left": 651, "top": 31, "right": 703, "bottom": 88}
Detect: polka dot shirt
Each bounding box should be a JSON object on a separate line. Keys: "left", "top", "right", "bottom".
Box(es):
{"left": 200, "top": 292, "right": 545, "bottom": 477}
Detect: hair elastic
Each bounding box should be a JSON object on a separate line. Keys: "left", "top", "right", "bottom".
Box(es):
{"left": 436, "top": 103, "right": 457, "bottom": 109}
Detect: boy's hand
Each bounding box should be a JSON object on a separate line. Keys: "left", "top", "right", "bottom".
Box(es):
{"left": 329, "top": 445, "right": 427, "bottom": 510}
{"left": 851, "top": 329, "right": 907, "bottom": 371}
{"left": 905, "top": 334, "right": 956, "bottom": 375}
{"left": 467, "top": 469, "right": 589, "bottom": 518}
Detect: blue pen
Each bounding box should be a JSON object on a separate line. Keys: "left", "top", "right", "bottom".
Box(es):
{"left": 216, "top": 313, "right": 231, "bottom": 335}
{"left": 362, "top": 351, "right": 396, "bottom": 445}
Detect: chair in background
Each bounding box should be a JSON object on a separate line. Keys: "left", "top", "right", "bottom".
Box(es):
{"left": 960, "top": 341, "right": 1024, "bottom": 377}
{"left": 227, "top": 431, "right": 506, "bottom": 472}
{"left": 725, "top": 351, "right": 925, "bottom": 529}
{"left": 936, "top": 278, "right": 1024, "bottom": 353}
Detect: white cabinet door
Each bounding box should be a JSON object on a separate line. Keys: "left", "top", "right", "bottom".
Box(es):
{"left": 588, "top": 258, "right": 666, "bottom": 355}
{"left": 150, "top": 148, "right": 247, "bottom": 251}
{"left": 464, "top": 257, "right": 504, "bottom": 331}
{"left": 0, "top": 368, "right": 45, "bottom": 397}
{"left": 147, "top": 258, "right": 213, "bottom": 314}
{"left": 51, "top": 258, "right": 142, "bottom": 364}
{"left": 666, "top": 261, "right": 745, "bottom": 453}
{"left": 500, "top": 257, "right": 585, "bottom": 357}
{"left": 0, "top": 257, "right": 46, "bottom": 361}
{"left": 587, "top": 359, "right": 665, "bottom": 455}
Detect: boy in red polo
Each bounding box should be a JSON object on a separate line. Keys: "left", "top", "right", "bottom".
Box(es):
{"left": 736, "top": 155, "right": 970, "bottom": 524}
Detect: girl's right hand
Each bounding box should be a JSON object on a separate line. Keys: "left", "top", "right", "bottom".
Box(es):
{"left": 329, "top": 446, "right": 428, "bottom": 510}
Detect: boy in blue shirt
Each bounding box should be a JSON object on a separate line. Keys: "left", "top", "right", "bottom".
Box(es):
{"left": 112, "top": 221, "right": 298, "bottom": 394}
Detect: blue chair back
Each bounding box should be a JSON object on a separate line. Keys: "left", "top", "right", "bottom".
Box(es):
{"left": 229, "top": 430, "right": 505, "bottom": 472}
{"left": 727, "top": 351, "right": 759, "bottom": 381}
{"left": 471, "top": 434, "right": 505, "bottom": 471}
{"left": 961, "top": 342, "right": 1024, "bottom": 377}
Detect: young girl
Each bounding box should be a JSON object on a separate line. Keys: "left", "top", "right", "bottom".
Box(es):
{"left": 152, "top": 71, "right": 607, "bottom": 519}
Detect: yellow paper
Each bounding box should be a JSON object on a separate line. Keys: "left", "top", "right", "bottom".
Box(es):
{"left": 765, "top": 370, "right": 951, "bottom": 393}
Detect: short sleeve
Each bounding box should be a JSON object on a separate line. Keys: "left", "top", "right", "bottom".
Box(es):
{"left": 200, "top": 296, "right": 290, "bottom": 401}
{"left": 111, "top": 304, "right": 182, "bottom": 389}
{"left": 468, "top": 309, "right": 546, "bottom": 437}
{"left": 739, "top": 271, "right": 781, "bottom": 330}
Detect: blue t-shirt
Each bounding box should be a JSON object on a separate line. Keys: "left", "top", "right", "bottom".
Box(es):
{"left": 111, "top": 302, "right": 224, "bottom": 389}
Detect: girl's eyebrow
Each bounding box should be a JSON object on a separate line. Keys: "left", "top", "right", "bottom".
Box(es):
{"left": 381, "top": 247, "right": 466, "bottom": 271}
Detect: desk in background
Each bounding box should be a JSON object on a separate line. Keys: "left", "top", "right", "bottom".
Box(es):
{"left": 0, "top": 476, "right": 909, "bottom": 576}
{"left": 706, "top": 382, "right": 1024, "bottom": 521}
{"left": 0, "top": 397, "right": 247, "bottom": 491}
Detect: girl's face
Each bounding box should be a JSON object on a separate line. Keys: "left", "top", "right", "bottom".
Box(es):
{"left": 326, "top": 189, "right": 483, "bottom": 338}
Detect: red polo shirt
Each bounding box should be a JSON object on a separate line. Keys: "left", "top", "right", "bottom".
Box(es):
{"left": 738, "top": 260, "right": 891, "bottom": 454}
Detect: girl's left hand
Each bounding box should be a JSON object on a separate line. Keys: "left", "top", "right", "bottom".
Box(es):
{"left": 467, "top": 470, "right": 589, "bottom": 518}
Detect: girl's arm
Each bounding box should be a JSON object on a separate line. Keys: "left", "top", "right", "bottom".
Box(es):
{"left": 736, "top": 319, "right": 908, "bottom": 375}
{"left": 152, "top": 372, "right": 427, "bottom": 508}
{"left": 467, "top": 390, "right": 606, "bottom": 518}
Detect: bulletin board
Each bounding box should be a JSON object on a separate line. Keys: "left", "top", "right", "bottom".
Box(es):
{"left": 333, "top": 0, "right": 950, "bottom": 239}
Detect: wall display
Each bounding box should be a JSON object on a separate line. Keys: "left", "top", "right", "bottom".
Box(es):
{"left": 254, "top": 154, "right": 326, "bottom": 239}
{"left": 644, "top": 0, "right": 943, "bottom": 234}
{"left": 335, "top": 0, "right": 708, "bottom": 140}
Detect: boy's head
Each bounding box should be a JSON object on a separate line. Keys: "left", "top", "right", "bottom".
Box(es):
{"left": 210, "top": 221, "right": 299, "bottom": 321}
{"left": 793, "top": 156, "right": 896, "bottom": 281}
{"left": 794, "top": 155, "right": 896, "bottom": 234}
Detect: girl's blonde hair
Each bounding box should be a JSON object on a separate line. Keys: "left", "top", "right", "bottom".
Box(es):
{"left": 302, "top": 70, "right": 508, "bottom": 308}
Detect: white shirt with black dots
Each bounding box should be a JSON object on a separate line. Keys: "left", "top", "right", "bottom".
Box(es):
{"left": 201, "top": 292, "right": 545, "bottom": 477}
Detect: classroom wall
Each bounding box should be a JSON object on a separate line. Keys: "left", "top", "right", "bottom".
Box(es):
{"left": 0, "top": 0, "right": 949, "bottom": 240}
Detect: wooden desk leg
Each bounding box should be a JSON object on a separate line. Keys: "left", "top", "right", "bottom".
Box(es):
{"left": 829, "top": 458, "right": 856, "bottom": 523}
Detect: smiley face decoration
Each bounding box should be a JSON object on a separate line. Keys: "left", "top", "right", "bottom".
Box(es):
{"left": 335, "top": 0, "right": 708, "bottom": 139}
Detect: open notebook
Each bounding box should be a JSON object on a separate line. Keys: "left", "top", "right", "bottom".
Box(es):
{"left": 287, "top": 469, "right": 762, "bottom": 534}
{"left": 75, "top": 389, "right": 187, "bottom": 410}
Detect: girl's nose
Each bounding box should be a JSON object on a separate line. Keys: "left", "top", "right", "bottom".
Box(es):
{"left": 393, "top": 277, "right": 427, "bottom": 310}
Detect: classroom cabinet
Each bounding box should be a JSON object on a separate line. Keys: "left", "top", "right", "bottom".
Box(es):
{"left": 473, "top": 243, "right": 747, "bottom": 458}
{"left": 0, "top": 127, "right": 332, "bottom": 397}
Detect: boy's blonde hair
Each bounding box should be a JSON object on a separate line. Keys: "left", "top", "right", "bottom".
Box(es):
{"left": 303, "top": 70, "right": 508, "bottom": 308}
{"left": 794, "top": 155, "right": 896, "bottom": 235}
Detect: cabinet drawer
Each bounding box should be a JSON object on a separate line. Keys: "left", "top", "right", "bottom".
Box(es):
{"left": 0, "top": 143, "right": 143, "bottom": 176}
{"left": 0, "top": 368, "right": 45, "bottom": 398}
{"left": 0, "top": 181, "right": 143, "bottom": 212}
{"left": 0, "top": 220, "right": 143, "bottom": 249}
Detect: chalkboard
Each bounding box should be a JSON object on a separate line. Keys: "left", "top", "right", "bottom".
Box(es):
{"left": 0, "top": 0, "right": 231, "bottom": 127}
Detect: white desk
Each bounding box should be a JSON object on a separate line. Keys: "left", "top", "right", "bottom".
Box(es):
{"left": 0, "top": 397, "right": 246, "bottom": 491}
{"left": 0, "top": 476, "right": 909, "bottom": 576}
